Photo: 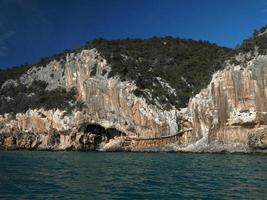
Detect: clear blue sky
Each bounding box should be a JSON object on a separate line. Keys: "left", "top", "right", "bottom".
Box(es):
{"left": 0, "top": 0, "right": 267, "bottom": 68}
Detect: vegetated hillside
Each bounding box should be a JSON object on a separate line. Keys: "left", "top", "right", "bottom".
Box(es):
{"left": 86, "top": 37, "right": 230, "bottom": 108}
{"left": 0, "top": 64, "right": 31, "bottom": 86}
{"left": 229, "top": 26, "right": 267, "bottom": 64}
{"left": 0, "top": 80, "right": 84, "bottom": 115}
{"left": 0, "top": 49, "right": 71, "bottom": 86}
{"left": 0, "top": 36, "right": 230, "bottom": 113}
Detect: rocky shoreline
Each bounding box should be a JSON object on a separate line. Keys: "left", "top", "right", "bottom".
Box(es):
{"left": 1, "top": 34, "right": 267, "bottom": 153}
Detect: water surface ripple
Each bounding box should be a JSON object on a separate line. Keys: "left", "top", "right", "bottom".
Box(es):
{"left": 0, "top": 152, "right": 266, "bottom": 199}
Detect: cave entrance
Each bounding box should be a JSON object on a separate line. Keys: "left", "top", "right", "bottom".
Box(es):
{"left": 106, "top": 128, "right": 126, "bottom": 140}
{"left": 79, "top": 123, "right": 126, "bottom": 140}
{"left": 79, "top": 123, "right": 106, "bottom": 135}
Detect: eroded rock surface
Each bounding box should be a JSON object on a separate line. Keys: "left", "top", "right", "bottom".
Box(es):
{"left": 187, "top": 55, "right": 267, "bottom": 152}
{"left": 0, "top": 47, "right": 267, "bottom": 152}
{"left": 0, "top": 49, "right": 180, "bottom": 151}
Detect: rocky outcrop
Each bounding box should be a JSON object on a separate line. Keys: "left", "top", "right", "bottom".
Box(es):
{"left": 0, "top": 110, "right": 127, "bottom": 151}
{"left": 63, "top": 49, "right": 179, "bottom": 139}
{"left": 186, "top": 55, "right": 267, "bottom": 152}
{"left": 0, "top": 45, "right": 267, "bottom": 152}
{"left": 0, "top": 49, "right": 181, "bottom": 151}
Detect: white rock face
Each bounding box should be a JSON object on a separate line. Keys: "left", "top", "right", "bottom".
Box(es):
{"left": 0, "top": 48, "right": 267, "bottom": 152}
{"left": 185, "top": 55, "right": 267, "bottom": 151}
{"left": 62, "top": 49, "right": 180, "bottom": 138}
{"left": 228, "top": 109, "right": 257, "bottom": 126}
{"left": 1, "top": 79, "right": 18, "bottom": 89}
{"left": 0, "top": 49, "right": 180, "bottom": 150}
{"left": 20, "top": 60, "right": 65, "bottom": 90}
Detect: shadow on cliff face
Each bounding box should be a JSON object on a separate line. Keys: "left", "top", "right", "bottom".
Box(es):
{"left": 76, "top": 123, "right": 126, "bottom": 151}
{"left": 78, "top": 123, "right": 126, "bottom": 140}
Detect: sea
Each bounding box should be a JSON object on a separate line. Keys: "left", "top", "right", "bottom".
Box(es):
{"left": 0, "top": 151, "right": 266, "bottom": 199}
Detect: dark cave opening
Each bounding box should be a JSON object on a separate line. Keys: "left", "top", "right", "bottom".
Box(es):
{"left": 79, "top": 123, "right": 126, "bottom": 140}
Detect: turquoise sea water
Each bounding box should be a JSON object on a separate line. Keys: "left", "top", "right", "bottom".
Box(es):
{"left": 0, "top": 152, "right": 266, "bottom": 199}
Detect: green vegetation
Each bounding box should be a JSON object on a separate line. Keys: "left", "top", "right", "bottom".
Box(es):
{"left": 3, "top": 26, "right": 267, "bottom": 112}
{"left": 0, "top": 80, "right": 84, "bottom": 115}
{"left": 0, "top": 49, "right": 71, "bottom": 86}
{"left": 243, "top": 26, "right": 267, "bottom": 54}
{"left": 229, "top": 26, "right": 267, "bottom": 64}
{"left": 0, "top": 36, "right": 231, "bottom": 111}
{"left": 86, "top": 37, "right": 230, "bottom": 108}
{"left": 0, "top": 64, "right": 31, "bottom": 86}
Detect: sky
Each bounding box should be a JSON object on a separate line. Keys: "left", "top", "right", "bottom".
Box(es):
{"left": 1, "top": 0, "right": 267, "bottom": 68}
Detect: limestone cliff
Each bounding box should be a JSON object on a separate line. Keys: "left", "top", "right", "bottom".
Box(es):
{"left": 0, "top": 33, "right": 267, "bottom": 152}
{"left": 185, "top": 54, "right": 267, "bottom": 152}
{"left": 0, "top": 49, "right": 179, "bottom": 151}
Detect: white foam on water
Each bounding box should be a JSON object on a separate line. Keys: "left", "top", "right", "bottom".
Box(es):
{"left": 166, "top": 135, "right": 252, "bottom": 153}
